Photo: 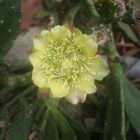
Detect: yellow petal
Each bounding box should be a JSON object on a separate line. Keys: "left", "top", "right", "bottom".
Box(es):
{"left": 67, "top": 73, "right": 97, "bottom": 104}
{"left": 32, "top": 70, "right": 48, "bottom": 89}
{"left": 33, "top": 32, "right": 48, "bottom": 51}
{"left": 76, "top": 73, "right": 97, "bottom": 94}
{"left": 29, "top": 52, "right": 42, "bottom": 67}
{"left": 89, "top": 56, "right": 109, "bottom": 81}
{"left": 49, "top": 80, "right": 69, "bottom": 98}
{"left": 51, "top": 25, "right": 71, "bottom": 40}
{"left": 66, "top": 91, "right": 87, "bottom": 104}
{"left": 73, "top": 34, "right": 97, "bottom": 56}
{"left": 41, "top": 30, "right": 50, "bottom": 36}
{"left": 71, "top": 26, "right": 82, "bottom": 37}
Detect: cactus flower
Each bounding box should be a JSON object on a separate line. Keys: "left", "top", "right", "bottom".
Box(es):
{"left": 29, "top": 25, "right": 109, "bottom": 104}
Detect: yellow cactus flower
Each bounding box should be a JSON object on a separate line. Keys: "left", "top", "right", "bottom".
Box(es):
{"left": 29, "top": 25, "right": 109, "bottom": 104}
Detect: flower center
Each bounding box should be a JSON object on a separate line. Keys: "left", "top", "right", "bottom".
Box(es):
{"left": 40, "top": 37, "right": 90, "bottom": 84}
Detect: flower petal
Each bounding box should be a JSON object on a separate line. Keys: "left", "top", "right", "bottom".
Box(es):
{"left": 29, "top": 52, "right": 42, "bottom": 67}
{"left": 76, "top": 73, "right": 97, "bottom": 94}
{"left": 33, "top": 30, "right": 50, "bottom": 51}
{"left": 51, "top": 25, "right": 71, "bottom": 40}
{"left": 73, "top": 34, "right": 97, "bottom": 56}
{"left": 72, "top": 27, "right": 82, "bottom": 37}
{"left": 66, "top": 91, "right": 87, "bottom": 104}
{"left": 49, "top": 80, "right": 69, "bottom": 98}
{"left": 88, "top": 56, "right": 109, "bottom": 81}
{"left": 32, "top": 70, "right": 48, "bottom": 88}
{"left": 30, "top": 25, "right": 109, "bottom": 104}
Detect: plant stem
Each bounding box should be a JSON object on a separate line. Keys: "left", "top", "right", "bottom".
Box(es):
{"left": 104, "top": 25, "right": 120, "bottom": 62}
{"left": 83, "top": 0, "right": 100, "bottom": 18}
{"left": 43, "top": 98, "right": 59, "bottom": 111}
{"left": 83, "top": 0, "right": 120, "bottom": 62}
{"left": 65, "top": 4, "right": 81, "bottom": 25}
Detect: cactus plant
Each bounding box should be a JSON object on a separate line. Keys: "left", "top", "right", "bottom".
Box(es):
{"left": 0, "top": 0, "right": 21, "bottom": 60}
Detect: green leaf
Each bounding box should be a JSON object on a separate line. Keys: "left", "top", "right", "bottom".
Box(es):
{"left": 51, "top": 110, "right": 76, "bottom": 140}
{"left": 5, "top": 109, "right": 32, "bottom": 140}
{"left": 98, "top": 1, "right": 117, "bottom": 22}
{"left": 0, "top": 64, "right": 8, "bottom": 89}
{"left": 67, "top": 117, "right": 91, "bottom": 140}
{"left": 104, "top": 63, "right": 125, "bottom": 140}
{"left": 118, "top": 22, "right": 140, "bottom": 45}
{"left": 0, "top": 0, "right": 21, "bottom": 60}
{"left": 123, "top": 76, "right": 140, "bottom": 136}
{"left": 83, "top": 0, "right": 100, "bottom": 18}
{"left": 65, "top": 4, "right": 81, "bottom": 24}
{"left": 46, "top": 114, "right": 59, "bottom": 140}
{"left": 37, "top": 11, "right": 52, "bottom": 18}
{"left": 44, "top": 99, "right": 76, "bottom": 140}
